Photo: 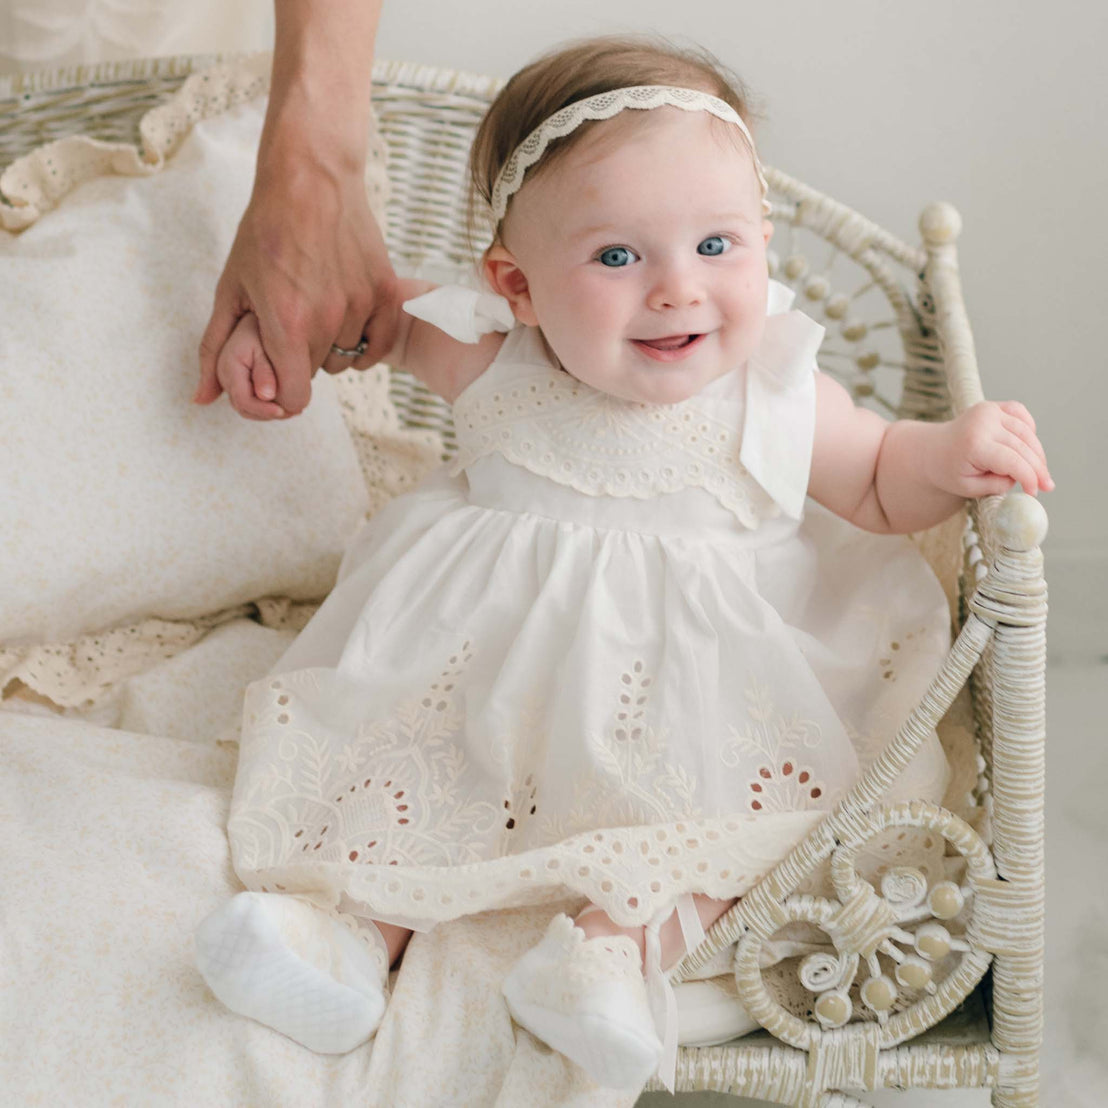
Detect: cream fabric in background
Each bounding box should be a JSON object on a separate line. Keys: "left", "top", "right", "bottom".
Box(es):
{"left": 0, "top": 97, "right": 369, "bottom": 644}
{"left": 0, "top": 0, "right": 272, "bottom": 72}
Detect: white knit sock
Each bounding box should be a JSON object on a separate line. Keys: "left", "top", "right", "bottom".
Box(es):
{"left": 502, "top": 913, "right": 662, "bottom": 1089}
{"left": 195, "top": 891, "right": 388, "bottom": 1054}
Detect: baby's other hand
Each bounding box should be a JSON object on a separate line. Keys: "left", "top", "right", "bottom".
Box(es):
{"left": 214, "top": 312, "right": 287, "bottom": 420}
{"left": 932, "top": 401, "right": 1053, "bottom": 498}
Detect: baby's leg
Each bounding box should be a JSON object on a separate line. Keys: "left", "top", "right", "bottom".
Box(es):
{"left": 195, "top": 892, "right": 409, "bottom": 1053}
{"left": 374, "top": 918, "right": 413, "bottom": 966}
{"left": 574, "top": 893, "right": 737, "bottom": 969}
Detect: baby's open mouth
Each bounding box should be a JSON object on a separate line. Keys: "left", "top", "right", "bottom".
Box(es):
{"left": 631, "top": 333, "right": 706, "bottom": 361}
{"left": 635, "top": 334, "right": 700, "bottom": 351}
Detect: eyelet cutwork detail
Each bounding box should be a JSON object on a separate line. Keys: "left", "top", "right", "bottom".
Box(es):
{"left": 450, "top": 352, "right": 778, "bottom": 529}
{"left": 231, "top": 641, "right": 505, "bottom": 871}
{"left": 533, "top": 659, "right": 700, "bottom": 846}
{"left": 719, "top": 674, "right": 832, "bottom": 813}
{"left": 502, "top": 773, "right": 539, "bottom": 833}
{"left": 233, "top": 647, "right": 852, "bottom": 926}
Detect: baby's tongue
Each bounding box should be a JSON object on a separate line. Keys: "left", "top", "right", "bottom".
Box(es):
{"left": 640, "top": 335, "right": 690, "bottom": 350}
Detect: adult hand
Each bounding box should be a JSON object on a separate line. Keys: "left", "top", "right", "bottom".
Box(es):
{"left": 195, "top": 153, "right": 400, "bottom": 419}
{"left": 194, "top": 0, "right": 391, "bottom": 420}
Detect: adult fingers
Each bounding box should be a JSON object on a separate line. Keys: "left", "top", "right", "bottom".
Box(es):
{"left": 254, "top": 308, "right": 315, "bottom": 415}
{"left": 351, "top": 273, "right": 402, "bottom": 370}
{"left": 319, "top": 275, "right": 402, "bottom": 377}
{"left": 322, "top": 223, "right": 402, "bottom": 375}
{"left": 319, "top": 314, "right": 372, "bottom": 376}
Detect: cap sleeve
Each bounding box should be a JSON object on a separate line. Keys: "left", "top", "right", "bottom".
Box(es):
{"left": 402, "top": 285, "right": 516, "bottom": 344}
{"left": 738, "top": 306, "right": 825, "bottom": 520}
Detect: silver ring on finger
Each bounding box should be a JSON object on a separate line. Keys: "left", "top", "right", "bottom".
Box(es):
{"left": 330, "top": 336, "right": 368, "bottom": 359}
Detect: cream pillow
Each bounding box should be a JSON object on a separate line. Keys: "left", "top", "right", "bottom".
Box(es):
{"left": 0, "top": 97, "right": 369, "bottom": 645}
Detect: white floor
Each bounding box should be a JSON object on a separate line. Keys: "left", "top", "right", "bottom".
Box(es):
{"left": 639, "top": 658, "right": 1107, "bottom": 1108}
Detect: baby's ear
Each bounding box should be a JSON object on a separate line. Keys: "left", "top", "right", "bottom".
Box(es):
{"left": 484, "top": 245, "right": 538, "bottom": 326}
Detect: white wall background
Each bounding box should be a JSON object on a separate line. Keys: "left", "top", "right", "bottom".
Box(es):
{"left": 4, "top": 0, "right": 1103, "bottom": 657}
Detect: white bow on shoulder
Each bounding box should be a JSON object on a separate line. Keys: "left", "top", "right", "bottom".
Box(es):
{"left": 402, "top": 285, "right": 516, "bottom": 344}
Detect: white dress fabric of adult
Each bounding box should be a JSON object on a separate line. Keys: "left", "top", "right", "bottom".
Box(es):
{"left": 227, "top": 280, "right": 951, "bottom": 933}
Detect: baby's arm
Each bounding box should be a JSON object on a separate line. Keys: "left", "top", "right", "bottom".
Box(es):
{"left": 230, "top": 279, "right": 504, "bottom": 411}
{"left": 380, "top": 279, "right": 505, "bottom": 402}
{"left": 808, "top": 374, "right": 1052, "bottom": 534}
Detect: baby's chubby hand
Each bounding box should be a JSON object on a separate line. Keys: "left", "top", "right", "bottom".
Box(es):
{"left": 929, "top": 401, "right": 1053, "bottom": 498}
{"left": 212, "top": 311, "right": 287, "bottom": 421}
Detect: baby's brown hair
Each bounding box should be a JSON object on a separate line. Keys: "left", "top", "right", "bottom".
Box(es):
{"left": 468, "top": 35, "right": 760, "bottom": 244}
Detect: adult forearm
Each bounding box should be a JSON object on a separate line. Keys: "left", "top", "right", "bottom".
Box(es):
{"left": 260, "top": 0, "right": 384, "bottom": 177}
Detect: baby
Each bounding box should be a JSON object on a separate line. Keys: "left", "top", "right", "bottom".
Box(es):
{"left": 197, "top": 36, "right": 1050, "bottom": 1091}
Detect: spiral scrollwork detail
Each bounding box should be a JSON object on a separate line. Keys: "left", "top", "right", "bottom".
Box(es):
{"left": 733, "top": 800, "right": 997, "bottom": 1050}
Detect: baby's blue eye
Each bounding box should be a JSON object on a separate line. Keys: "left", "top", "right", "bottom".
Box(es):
{"left": 697, "top": 236, "right": 730, "bottom": 256}
{"left": 597, "top": 246, "right": 638, "bottom": 267}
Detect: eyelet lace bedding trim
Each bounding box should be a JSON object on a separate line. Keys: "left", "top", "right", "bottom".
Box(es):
{"left": 0, "top": 53, "right": 389, "bottom": 232}
{"left": 489, "top": 85, "right": 770, "bottom": 223}
{"left": 450, "top": 365, "right": 779, "bottom": 528}
{"left": 0, "top": 600, "right": 316, "bottom": 711}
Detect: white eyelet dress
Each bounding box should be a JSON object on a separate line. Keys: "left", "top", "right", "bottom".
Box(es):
{"left": 227, "top": 281, "right": 951, "bottom": 933}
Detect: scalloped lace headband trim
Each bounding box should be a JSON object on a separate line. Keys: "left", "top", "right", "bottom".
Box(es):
{"left": 489, "top": 84, "right": 771, "bottom": 224}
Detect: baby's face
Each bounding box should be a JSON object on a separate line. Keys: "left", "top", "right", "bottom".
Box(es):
{"left": 492, "top": 107, "right": 773, "bottom": 405}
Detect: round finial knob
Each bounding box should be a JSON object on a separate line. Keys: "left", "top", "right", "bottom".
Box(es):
{"left": 784, "top": 254, "right": 809, "bottom": 280}
{"left": 995, "top": 489, "right": 1049, "bottom": 551}
{"left": 915, "top": 922, "right": 952, "bottom": 959}
{"left": 805, "top": 276, "right": 830, "bottom": 301}
{"left": 919, "top": 202, "right": 963, "bottom": 245}
{"left": 814, "top": 991, "right": 852, "bottom": 1027}
{"left": 895, "top": 956, "right": 933, "bottom": 990}
{"left": 927, "top": 881, "right": 965, "bottom": 920}
{"left": 861, "top": 974, "right": 898, "bottom": 1012}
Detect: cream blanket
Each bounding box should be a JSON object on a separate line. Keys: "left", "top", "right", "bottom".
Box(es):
{"left": 0, "top": 699, "right": 640, "bottom": 1106}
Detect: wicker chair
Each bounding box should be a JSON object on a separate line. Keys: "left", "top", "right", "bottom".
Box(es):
{"left": 0, "top": 55, "right": 1048, "bottom": 1108}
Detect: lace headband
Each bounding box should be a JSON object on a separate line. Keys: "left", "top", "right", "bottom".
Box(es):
{"left": 489, "top": 84, "right": 771, "bottom": 224}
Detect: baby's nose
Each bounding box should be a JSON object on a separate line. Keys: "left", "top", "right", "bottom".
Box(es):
{"left": 646, "top": 262, "right": 704, "bottom": 310}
